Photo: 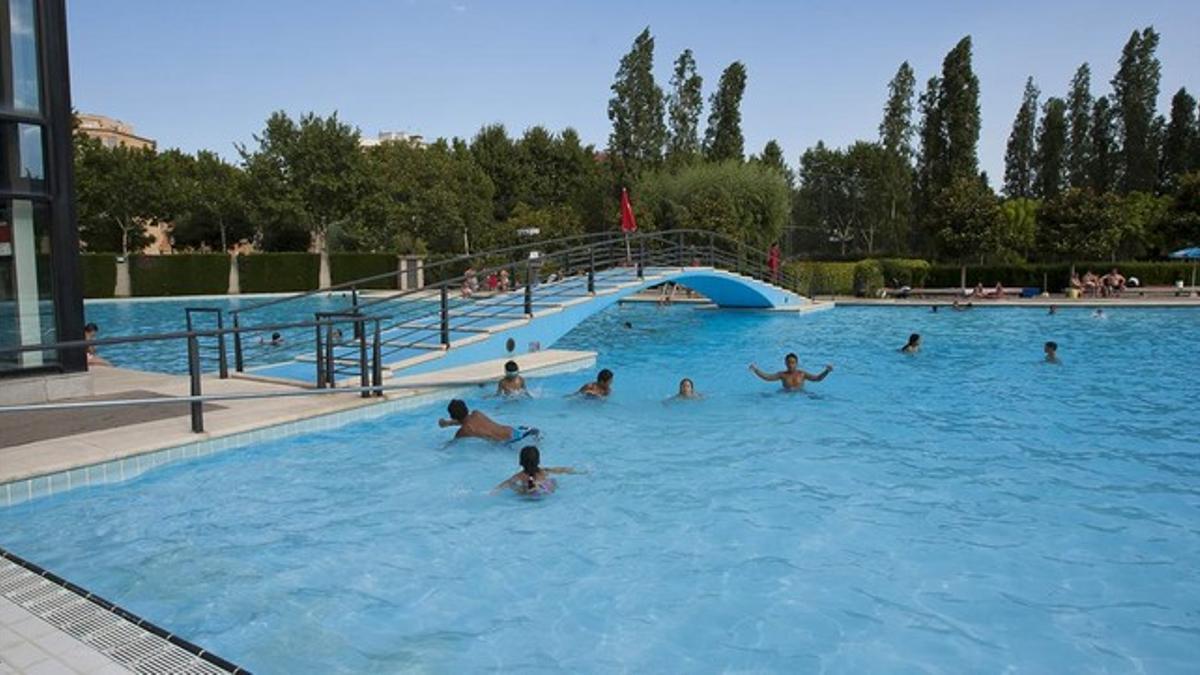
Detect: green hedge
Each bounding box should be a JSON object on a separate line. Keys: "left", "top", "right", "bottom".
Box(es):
{"left": 877, "top": 258, "right": 932, "bottom": 288}
{"left": 130, "top": 254, "right": 229, "bottom": 297}
{"left": 853, "top": 260, "right": 885, "bottom": 296}
{"left": 238, "top": 253, "right": 320, "bottom": 293}
{"left": 785, "top": 261, "right": 857, "bottom": 296}
{"left": 925, "top": 262, "right": 1196, "bottom": 290}
{"left": 330, "top": 253, "right": 397, "bottom": 289}
{"left": 81, "top": 253, "right": 117, "bottom": 298}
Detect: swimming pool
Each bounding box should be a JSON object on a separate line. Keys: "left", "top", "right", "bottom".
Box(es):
{"left": 3, "top": 305, "right": 1199, "bottom": 672}
{"left": 83, "top": 294, "right": 355, "bottom": 374}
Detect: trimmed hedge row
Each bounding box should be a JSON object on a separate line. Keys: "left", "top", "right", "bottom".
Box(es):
{"left": 237, "top": 253, "right": 321, "bottom": 293}
{"left": 130, "top": 254, "right": 229, "bottom": 296}
{"left": 925, "top": 262, "right": 1196, "bottom": 291}
{"left": 81, "top": 254, "right": 117, "bottom": 299}
{"left": 785, "top": 261, "right": 857, "bottom": 295}
{"left": 329, "top": 253, "right": 397, "bottom": 289}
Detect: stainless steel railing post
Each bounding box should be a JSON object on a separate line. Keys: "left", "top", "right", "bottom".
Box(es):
{"left": 186, "top": 333, "right": 204, "bottom": 433}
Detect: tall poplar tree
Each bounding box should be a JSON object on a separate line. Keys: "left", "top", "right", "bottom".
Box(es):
{"left": 1065, "top": 64, "right": 1094, "bottom": 189}
{"left": 1089, "top": 97, "right": 1118, "bottom": 193}
{"left": 879, "top": 61, "right": 916, "bottom": 160}
{"left": 938, "top": 37, "right": 982, "bottom": 184}
{"left": 703, "top": 61, "right": 748, "bottom": 162}
{"left": 607, "top": 28, "right": 667, "bottom": 187}
{"left": 1004, "top": 77, "right": 1039, "bottom": 198}
{"left": 914, "top": 76, "right": 944, "bottom": 228}
{"left": 1161, "top": 88, "right": 1197, "bottom": 191}
{"left": 1112, "top": 27, "right": 1161, "bottom": 193}
{"left": 666, "top": 49, "right": 704, "bottom": 166}
{"left": 1034, "top": 97, "right": 1068, "bottom": 199}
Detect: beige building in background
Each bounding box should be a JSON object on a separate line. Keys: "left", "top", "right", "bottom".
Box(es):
{"left": 360, "top": 130, "right": 426, "bottom": 149}
{"left": 76, "top": 113, "right": 157, "bottom": 151}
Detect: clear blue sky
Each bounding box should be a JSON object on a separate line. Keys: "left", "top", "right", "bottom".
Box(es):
{"left": 67, "top": 0, "right": 1198, "bottom": 181}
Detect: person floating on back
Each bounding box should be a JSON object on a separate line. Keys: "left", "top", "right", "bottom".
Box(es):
{"left": 900, "top": 333, "right": 921, "bottom": 354}
{"left": 439, "top": 399, "right": 538, "bottom": 443}
{"left": 749, "top": 353, "right": 833, "bottom": 392}
{"left": 496, "top": 360, "right": 528, "bottom": 397}
{"left": 492, "top": 445, "right": 581, "bottom": 496}
{"left": 577, "top": 368, "right": 613, "bottom": 398}
{"left": 1044, "top": 341, "right": 1060, "bottom": 364}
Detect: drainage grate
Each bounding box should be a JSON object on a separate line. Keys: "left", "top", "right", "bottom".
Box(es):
{"left": 0, "top": 549, "right": 249, "bottom": 674}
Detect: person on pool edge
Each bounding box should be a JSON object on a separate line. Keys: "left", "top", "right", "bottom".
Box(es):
{"left": 749, "top": 353, "right": 833, "bottom": 392}
{"left": 492, "top": 445, "right": 581, "bottom": 496}
{"left": 496, "top": 360, "right": 528, "bottom": 397}
{"left": 439, "top": 399, "right": 538, "bottom": 443}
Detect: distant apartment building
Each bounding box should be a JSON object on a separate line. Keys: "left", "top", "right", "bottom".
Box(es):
{"left": 360, "top": 130, "right": 426, "bottom": 149}
{"left": 76, "top": 112, "right": 156, "bottom": 150}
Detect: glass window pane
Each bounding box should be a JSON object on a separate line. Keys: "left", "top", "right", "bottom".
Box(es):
{"left": 8, "top": 0, "right": 41, "bottom": 113}
{"left": 0, "top": 199, "right": 57, "bottom": 371}
{"left": 0, "top": 121, "right": 46, "bottom": 193}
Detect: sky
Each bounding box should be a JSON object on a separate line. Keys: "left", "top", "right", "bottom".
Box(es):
{"left": 66, "top": 0, "right": 1199, "bottom": 181}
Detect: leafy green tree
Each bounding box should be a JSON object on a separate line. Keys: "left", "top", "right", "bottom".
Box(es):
{"left": 1034, "top": 97, "right": 1068, "bottom": 199}
{"left": 703, "top": 61, "right": 748, "bottom": 162}
{"left": 169, "top": 151, "right": 252, "bottom": 251}
{"left": 751, "top": 140, "right": 794, "bottom": 187}
{"left": 470, "top": 124, "right": 527, "bottom": 222}
{"left": 1089, "top": 97, "right": 1118, "bottom": 192}
{"left": 74, "top": 135, "right": 168, "bottom": 255}
{"left": 1037, "top": 188, "right": 1164, "bottom": 261}
{"left": 666, "top": 49, "right": 703, "bottom": 166}
{"left": 1112, "top": 27, "right": 1161, "bottom": 193}
{"left": 938, "top": 37, "right": 981, "bottom": 185}
{"left": 931, "top": 176, "right": 1006, "bottom": 263}
{"left": 1004, "top": 77, "right": 1039, "bottom": 198}
{"left": 638, "top": 161, "right": 790, "bottom": 249}
{"left": 501, "top": 203, "right": 584, "bottom": 246}
{"left": 1000, "top": 198, "right": 1039, "bottom": 260}
{"left": 1162, "top": 171, "right": 1200, "bottom": 247}
{"left": 1161, "top": 88, "right": 1197, "bottom": 191}
{"left": 607, "top": 28, "right": 667, "bottom": 186}
{"left": 879, "top": 61, "right": 916, "bottom": 160}
{"left": 1066, "top": 64, "right": 1093, "bottom": 188}
{"left": 795, "top": 141, "right": 908, "bottom": 256}
{"left": 239, "top": 111, "right": 365, "bottom": 285}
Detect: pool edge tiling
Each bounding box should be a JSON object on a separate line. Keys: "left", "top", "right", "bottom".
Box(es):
{"left": 0, "top": 546, "right": 246, "bottom": 674}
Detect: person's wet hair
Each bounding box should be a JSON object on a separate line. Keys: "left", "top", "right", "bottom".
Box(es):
{"left": 84, "top": 322, "right": 98, "bottom": 334}
{"left": 447, "top": 399, "right": 469, "bottom": 421}
{"left": 908, "top": 333, "right": 920, "bottom": 345}
{"left": 519, "top": 445, "right": 541, "bottom": 491}
{"left": 505, "top": 360, "right": 519, "bottom": 374}
{"left": 1045, "top": 341, "right": 1057, "bottom": 350}
{"left": 681, "top": 377, "right": 693, "bottom": 389}
{"left": 598, "top": 368, "right": 613, "bottom": 383}
{"left": 785, "top": 353, "right": 798, "bottom": 363}
{"left": 271, "top": 332, "right": 281, "bottom": 341}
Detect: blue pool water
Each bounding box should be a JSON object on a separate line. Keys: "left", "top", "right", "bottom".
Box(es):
{"left": 4, "top": 305, "right": 1200, "bottom": 673}
{"left": 83, "top": 294, "right": 356, "bottom": 374}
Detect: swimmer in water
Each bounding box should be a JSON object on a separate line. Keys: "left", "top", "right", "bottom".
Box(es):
{"left": 496, "top": 360, "right": 528, "bottom": 397}
{"left": 930, "top": 305, "right": 939, "bottom": 313}
{"left": 1048, "top": 305, "right": 1058, "bottom": 315}
{"left": 900, "top": 333, "right": 921, "bottom": 354}
{"left": 577, "top": 368, "right": 613, "bottom": 398}
{"left": 1044, "top": 341, "right": 1060, "bottom": 364}
{"left": 1093, "top": 309, "right": 1106, "bottom": 319}
{"left": 749, "top": 353, "right": 833, "bottom": 392}
{"left": 492, "top": 445, "right": 581, "bottom": 496}
{"left": 438, "top": 399, "right": 538, "bottom": 443}
{"left": 672, "top": 377, "right": 701, "bottom": 400}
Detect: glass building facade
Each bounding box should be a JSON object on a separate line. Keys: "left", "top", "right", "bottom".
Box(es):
{"left": 0, "top": 0, "right": 83, "bottom": 375}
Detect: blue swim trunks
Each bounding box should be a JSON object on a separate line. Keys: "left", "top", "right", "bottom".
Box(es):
{"left": 509, "top": 426, "right": 539, "bottom": 443}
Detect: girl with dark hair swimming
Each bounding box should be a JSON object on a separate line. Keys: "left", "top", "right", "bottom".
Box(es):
{"left": 492, "top": 446, "right": 581, "bottom": 496}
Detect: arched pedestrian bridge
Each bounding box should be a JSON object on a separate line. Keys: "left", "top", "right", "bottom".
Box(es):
{"left": 217, "top": 230, "right": 832, "bottom": 386}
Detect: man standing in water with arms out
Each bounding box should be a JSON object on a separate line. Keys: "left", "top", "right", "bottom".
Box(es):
{"left": 749, "top": 353, "right": 833, "bottom": 391}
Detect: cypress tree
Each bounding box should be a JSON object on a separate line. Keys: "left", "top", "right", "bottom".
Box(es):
{"left": 666, "top": 49, "right": 703, "bottom": 166}
{"left": 1004, "top": 77, "right": 1039, "bottom": 198}
{"left": 1089, "top": 97, "right": 1118, "bottom": 192}
{"left": 1161, "top": 88, "right": 1197, "bottom": 191}
{"left": 1112, "top": 27, "right": 1162, "bottom": 193}
{"left": 1065, "top": 64, "right": 1094, "bottom": 189}
{"left": 1034, "top": 97, "right": 1068, "bottom": 199}
{"left": 703, "top": 62, "right": 748, "bottom": 162}
{"left": 607, "top": 28, "right": 667, "bottom": 186}
{"left": 879, "top": 61, "right": 916, "bottom": 160}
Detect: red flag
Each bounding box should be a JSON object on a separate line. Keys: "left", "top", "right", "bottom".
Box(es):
{"left": 620, "top": 187, "right": 638, "bottom": 234}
